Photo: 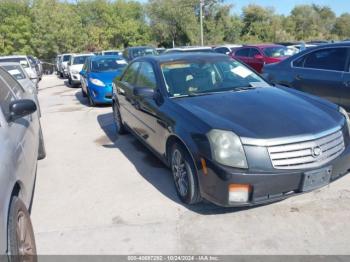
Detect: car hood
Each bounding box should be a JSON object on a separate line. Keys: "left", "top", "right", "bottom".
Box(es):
{"left": 89, "top": 70, "right": 124, "bottom": 83}
{"left": 174, "top": 87, "right": 344, "bottom": 140}
{"left": 70, "top": 64, "right": 84, "bottom": 72}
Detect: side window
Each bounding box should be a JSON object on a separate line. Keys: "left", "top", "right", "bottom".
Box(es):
{"left": 235, "top": 48, "right": 250, "bottom": 57}
{"left": 249, "top": 48, "right": 261, "bottom": 57}
{"left": 122, "top": 62, "right": 140, "bottom": 84}
{"left": 302, "top": 48, "right": 347, "bottom": 71}
{"left": 136, "top": 62, "right": 157, "bottom": 89}
{"left": 0, "top": 76, "right": 16, "bottom": 120}
{"left": 0, "top": 68, "right": 24, "bottom": 98}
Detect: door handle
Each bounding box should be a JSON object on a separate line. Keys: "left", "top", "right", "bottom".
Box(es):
{"left": 295, "top": 74, "right": 303, "bottom": 80}
{"left": 344, "top": 81, "right": 350, "bottom": 87}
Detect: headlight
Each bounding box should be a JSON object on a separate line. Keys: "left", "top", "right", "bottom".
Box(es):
{"left": 339, "top": 106, "right": 350, "bottom": 136}
{"left": 207, "top": 129, "right": 248, "bottom": 168}
{"left": 89, "top": 78, "right": 105, "bottom": 87}
{"left": 71, "top": 70, "right": 79, "bottom": 74}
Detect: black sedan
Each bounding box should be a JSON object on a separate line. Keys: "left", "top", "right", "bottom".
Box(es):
{"left": 263, "top": 42, "right": 350, "bottom": 109}
{"left": 112, "top": 53, "right": 350, "bottom": 207}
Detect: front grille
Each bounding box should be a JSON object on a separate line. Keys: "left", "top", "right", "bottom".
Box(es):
{"left": 268, "top": 130, "right": 345, "bottom": 170}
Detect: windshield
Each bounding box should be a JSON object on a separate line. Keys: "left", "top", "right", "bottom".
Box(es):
{"left": 73, "top": 56, "right": 89, "bottom": 65}
{"left": 262, "top": 47, "right": 288, "bottom": 58}
{"left": 161, "top": 59, "right": 268, "bottom": 97}
{"left": 0, "top": 58, "right": 29, "bottom": 68}
{"left": 2, "top": 65, "right": 26, "bottom": 80}
{"left": 131, "top": 48, "right": 157, "bottom": 58}
{"left": 91, "top": 58, "right": 127, "bottom": 72}
{"left": 63, "top": 55, "right": 71, "bottom": 62}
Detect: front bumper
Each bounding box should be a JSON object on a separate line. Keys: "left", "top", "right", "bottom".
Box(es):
{"left": 70, "top": 73, "right": 81, "bottom": 84}
{"left": 88, "top": 83, "right": 113, "bottom": 104}
{"left": 199, "top": 144, "right": 350, "bottom": 207}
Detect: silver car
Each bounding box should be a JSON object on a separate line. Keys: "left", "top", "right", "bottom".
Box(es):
{"left": 0, "top": 56, "right": 39, "bottom": 88}
{"left": 0, "top": 62, "right": 41, "bottom": 117}
{"left": 0, "top": 66, "right": 45, "bottom": 259}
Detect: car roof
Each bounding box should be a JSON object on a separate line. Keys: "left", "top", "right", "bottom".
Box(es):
{"left": 126, "top": 46, "right": 155, "bottom": 50}
{"left": 0, "top": 55, "right": 28, "bottom": 59}
{"left": 134, "top": 52, "right": 229, "bottom": 64}
{"left": 242, "top": 44, "right": 284, "bottom": 48}
{"left": 169, "top": 46, "right": 212, "bottom": 51}
{"left": 71, "top": 53, "right": 94, "bottom": 57}
{"left": 0, "top": 62, "right": 24, "bottom": 66}
{"left": 90, "top": 55, "right": 125, "bottom": 61}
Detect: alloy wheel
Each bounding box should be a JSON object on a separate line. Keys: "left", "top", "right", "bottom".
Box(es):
{"left": 172, "top": 149, "right": 189, "bottom": 197}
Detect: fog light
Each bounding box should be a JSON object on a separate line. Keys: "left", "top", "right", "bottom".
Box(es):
{"left": 229, "top": 184, "right": 251, "bottom": 203}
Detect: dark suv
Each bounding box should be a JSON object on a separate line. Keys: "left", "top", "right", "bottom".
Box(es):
{"left": 122, "top": 46, "right": 157, "bottom": 62}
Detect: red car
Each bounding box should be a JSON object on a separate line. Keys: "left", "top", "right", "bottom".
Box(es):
{"left": 230, "top": 44, "right": 290, "bottom": 73}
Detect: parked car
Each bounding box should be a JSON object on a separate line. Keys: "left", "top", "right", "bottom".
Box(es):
{"left": 112, "top": 53, "right": 350, "bottom": 207}
{"left": 28, "top": 56, "right": 43, "bottom": 81}
{"left": 0, "top": 65, "right": 46, "bottom": 258}
{"left": 67, "top": 53, "right": 94, "bottom": 87}
{"left": 99, "top": 50, "right": 123, "bottom": 56}
{"left": 214, "top": 44, "right": 242, "bottom": 55}
{"left": 0, "top": 62, "right": 41, "bottom": 117}
{"left": 231, "top": 44, "right": 290, "bottom": 73}
{"left": 263, "top": 43, "right": 350, "bottom": 109}
{"left": 0, "top": 56, "right": 39, "bottom": 87}
{"left": 165, "top": 46, "right": 214, "bottom": 54}
{"left": 59, "top": 53, "right": 73, "bottom": 78}
{"left": 80, "top": 55, "right": 127, "bottom": 106}
{"left": 156, "top": 48, "right": 166, "bottom": 54}
{"left": 123, "top": 46, "right": 158, "bottom": 62}
{"left": 55, "top": 55, "right": 61, "bottom": 73}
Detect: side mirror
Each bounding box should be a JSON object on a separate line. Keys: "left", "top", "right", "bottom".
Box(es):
{"left": 254, "top": 54, "right": 264, "bottom": 60}
{"left": 9, "top": 99, "right": 37, "bottom": 122}
{"left": 133, "top": 87, "right": 154, "bottom": 97}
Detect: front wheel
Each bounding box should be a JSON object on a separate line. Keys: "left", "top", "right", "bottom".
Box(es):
{"left": 170, "top": 143, "right": 201, "bottom": 205}
{"left": 7, "top": 196, "right": 37, "bottom": 262}
{"left": 87, "top": 89, "right": 95, "bottom": 107}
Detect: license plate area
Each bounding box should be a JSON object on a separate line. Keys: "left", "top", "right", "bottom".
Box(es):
{"left": 302, "top": 166, "right": 332, "bottom": 192}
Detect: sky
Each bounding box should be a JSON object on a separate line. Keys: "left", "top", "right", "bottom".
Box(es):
{"left": 226, "top": 0, "right": 349, "bottom": 16}
{"left": 134, "top": 0, "right": 349, "bottom": 16}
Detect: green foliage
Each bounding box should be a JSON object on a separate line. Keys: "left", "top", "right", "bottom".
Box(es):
{"left": 0, "top": 0, "right": 349, "bottom": 59}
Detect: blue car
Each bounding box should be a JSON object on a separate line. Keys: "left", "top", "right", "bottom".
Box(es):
{"left": 80, "top": 55, "right": 127, "bottom": 106}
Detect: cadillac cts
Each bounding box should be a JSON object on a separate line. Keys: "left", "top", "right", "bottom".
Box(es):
{"left": 112, "top": 53, "right": 350, "bottom": 207}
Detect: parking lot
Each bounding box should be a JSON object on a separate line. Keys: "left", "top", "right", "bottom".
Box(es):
{"left": 31, "top": 74, "right": 350, "bottom": 255}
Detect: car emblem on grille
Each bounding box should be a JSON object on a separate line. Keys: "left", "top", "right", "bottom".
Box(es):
{"left": 312, "top": 146, "right": 322, "bottom": 158}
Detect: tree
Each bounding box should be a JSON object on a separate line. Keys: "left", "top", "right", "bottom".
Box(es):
{"left": 333, "top": 13, "right": 350, "bottom": 39}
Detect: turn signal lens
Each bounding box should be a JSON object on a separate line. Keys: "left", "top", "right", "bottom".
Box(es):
{"left": 229, "top": 184, "right": 251, "bottom": 203}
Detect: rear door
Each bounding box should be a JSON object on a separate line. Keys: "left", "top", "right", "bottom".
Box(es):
{"left": 290, "top": 47, "right": 348, "bottom": 105}
{"left": 249, "top": 48, "right": 265, "bottom": 72}
{"left": 234, "top": 48, "right": 251, "bottom": 66}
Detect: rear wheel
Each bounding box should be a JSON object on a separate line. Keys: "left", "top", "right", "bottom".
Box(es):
{"left": 170, "top": 143, "right": 201, "bottom": 205}
{"left": 113, "top": 101, "right": 126, "bottom": 134}
{"left": 38, "top": 126, "right": 46, "bottom": 160}
{"left": 7, "top": 196, "right": 37, "bottom": 262}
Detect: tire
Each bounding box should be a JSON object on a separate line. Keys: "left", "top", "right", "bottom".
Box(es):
{"left": 68, "top": 77, "right": 72, "bottom": 86}
{"left": 170, "top": 143, "right": 201, "bottom": 205}
{"left": 113, "top": 101, "right": 126, "bottom": 134}
{"left": 82, "top": 88, "right": 87, "bottom": 97}
{"left": 60, "top": 72, "right": 63, "bottom": 78}
{"left": 7, "top": 196, "right": 37, "bottom": 261}
{"left": 87, "top": 89, "right": 95, "bottom": 107}
{"left": 38, "top": 126, "right": 46, "bottom": 160}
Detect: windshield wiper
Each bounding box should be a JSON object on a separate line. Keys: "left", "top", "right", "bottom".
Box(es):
{"left": 231, "top": 86, "right": 257, "bottom": 92}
